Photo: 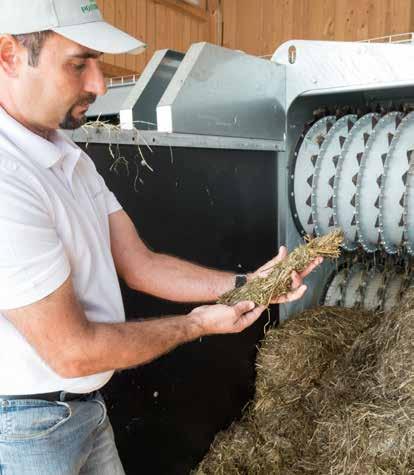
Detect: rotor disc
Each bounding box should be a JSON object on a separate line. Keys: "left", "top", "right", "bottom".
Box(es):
{"left": 383, "top": 272, "right": 404, "bottom": 313}
{"left": 342, "top": 263, "right": 367, "bottom": 308}
{"left": 404, "top": 146, "right": 414, "bottom": 255}
{"left": 356, "top": 112, "right": 403, "bottom": 253}
{"left": 323, "top": 267, "right": 348, "bottom": 306}
{"left": 379, "top": 111, "right": 414, "bottom": 254}
{"left": 312, "top": 114, "right": 357, "bottom": 238}
{"left": 362, "top": 267, "right": 385, "bottom": 311}
{"left": 334, "top": 113, "right": 380, "bottom": 251}
{"left": 289, "top": 116, "right": 337, "bottom": 236}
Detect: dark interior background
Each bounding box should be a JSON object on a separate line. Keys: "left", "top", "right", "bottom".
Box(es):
{"left": 83, "top": 142, "right": 279, "bottom": 475}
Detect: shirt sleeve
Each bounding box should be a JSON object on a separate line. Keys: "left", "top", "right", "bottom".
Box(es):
{"left": 80, "top": 151, "right": 123, "bottom": 216}
{"left": 0, "top": 171, "right": 71, "bottom": 310}
{"left": 100, "top": 175, "right": 123, "bottom": 215}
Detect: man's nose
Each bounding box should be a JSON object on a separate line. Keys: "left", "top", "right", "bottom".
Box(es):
{"left": 84, "top": 61, "right": 107, "bottom": 97}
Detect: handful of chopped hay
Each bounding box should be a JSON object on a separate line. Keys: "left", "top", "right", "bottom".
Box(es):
{"left": 218, "top": 229, "right": 344, "bottom": 306}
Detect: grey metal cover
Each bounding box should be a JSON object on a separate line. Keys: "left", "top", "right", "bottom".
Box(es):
{"left": 356, "top": 112, "right": 403, "bottom": 253}
{"left": 379, "top": 111, "right": 414, "bottom": 253}
{"left": 119, "top": 49, "right": 184, "bottom": 130}
{"left": 273, "top": 40, "right": 414, "bottom": 110}
{"left": 383, "top": 273, "right": 404, "bottom": 313}
{"left": 334, "top": 113, "right": 380, "bottom": 251}
{"left": 363, "top": 267, "right": 385, "bottom": 311}
{"left": 323, "top": 267, "right": 348, "bottom": 307}
{"left": 343, "top": 263, "right": 366, "bottom": 308}
{"left": 86, "top": 81, "right": 136, "bottom": 118}
{"left": 312, "top": 114, "right": 357, "bottom": 237}
{"left": 292, "top": 116, "right": 336, "bottom": 236}
{"left": 157, "top": 42, "right": 286, "bottom": 140}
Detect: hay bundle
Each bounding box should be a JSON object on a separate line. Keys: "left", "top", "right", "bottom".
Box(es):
{"left": 218, "top": 230, "right": 343, "bottom": 306}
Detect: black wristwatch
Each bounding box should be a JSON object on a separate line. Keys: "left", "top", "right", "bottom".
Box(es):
{"left": 235, "top": 274, "right": 247, "bottom": 288}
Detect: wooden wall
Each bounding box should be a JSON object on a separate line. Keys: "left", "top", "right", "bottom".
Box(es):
{"left": 96, "top": 0, "right": 414, "bottom": 76}
{"left": 96, "top": 0, "right": 221, "bottom": 76}
{"left": 222, "top": 0, "right": 414, "bottom": 57}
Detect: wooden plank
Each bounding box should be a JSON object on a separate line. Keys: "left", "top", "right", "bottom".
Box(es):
{"left": 183, "top": 13, "right": 192, "bottom": 50}
{"left": 235, "top": 0, "right": 262, "bottom": 55}
{"left": 410, "top": 0, "right": 414, "bottom": 37}
{"left": 155, "top": 2, "right": 168, "bottom": 49}
{"left": 262, "top": 0, "right": 279, "bottom": 56}
{"left": 198, "top": 17, "right": 208, "bottom": 41}
{"left": 190, "top": 16, "right": 200, "bottom": 43}
{"left": 208, "top": 0, "right": 222, "bottom": 45}
{"left": 153, "top": 0, "right": 208, "bottom": 21}
{"left": 115, "top": 0, "right": 127, "bottom": 68}
{"left": 102, "top": 0, "right": 116, "bottom": 65}
{"left": 305, "top": 0, "right": 332, "bottom": 40}
{"left": 100, "top": 61, "right": 137, "bottom": 78}
{"left": 135, "top": 0, "right": 148, "bottom": 73}
{"left": 222, "top": 0, "right": 237, "bottom": 48}
{"left": 174, "top": 9, "right": 186, "bottom": 52}
{"left": 390, "top": 0, "right": 411, "bottom": 35}
{"left": 124, "top": 0, "right": 137, "bottom": 72}
{"left": 145, "top": 0, "right": 157, "bottom": 64}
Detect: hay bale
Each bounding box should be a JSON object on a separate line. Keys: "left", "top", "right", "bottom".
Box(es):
{"left": 196, "top": 306, "right": 377, "bottom": 475}
{"left": 252, "top": 306, "right": 378, "bottom": 474}
{"left": 303, "top": 289, "right": 414, "bottom": 474}
{"left": 374, "top": 291, "right": 414, "bottom": 400}
{"left": 254, "top": 307, "right": 377, "bottom": 403}
{"left": 194, "top": 419, "right": 285, "bottom": 475}
{"left": 306, "top": 399, "right": 414, "bottom": 474}
{"left": 196, "top": 291, "right": 414, "bottom": 475}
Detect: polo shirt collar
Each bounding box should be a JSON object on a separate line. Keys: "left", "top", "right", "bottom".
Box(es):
{"left": 0, "top": 106, "right": 80, "bottom": 169}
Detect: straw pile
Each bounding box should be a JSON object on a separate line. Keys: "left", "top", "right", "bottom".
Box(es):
{"left": 218, "top": 230, "right": 343, "bottom": 306}
{"left": 195, "top": 290, "right": 414, "bottom": 474}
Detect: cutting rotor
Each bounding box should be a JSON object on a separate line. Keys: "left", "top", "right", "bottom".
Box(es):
{"left": 379, "top": 110, "right": 414, "bottom": 254}
{"left": 356, "top": 112, "right": 403, "bottom": 253}
{"left": 289, "top": 116, "right": 337, "bottom": 236}
{"left": 312, "top": 114, "right": 357, "bottom": 238}
{"left": 333, "top": 113, "right": 380, "bottom": 251}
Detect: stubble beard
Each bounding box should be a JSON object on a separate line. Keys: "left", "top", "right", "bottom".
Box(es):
{"left": 59, "top": 93, "right": 97, "bottom": 130}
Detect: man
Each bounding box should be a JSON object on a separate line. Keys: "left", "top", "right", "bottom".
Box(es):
{"left": 0, "top": 1, "right": 322, "bottom": 474}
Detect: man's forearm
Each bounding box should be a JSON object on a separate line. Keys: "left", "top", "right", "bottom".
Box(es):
{"left": 64, "top": 314, "right": 202, "bottom": 378}
{"left": 128, "top": 252, "right": 239, "bottom": 303}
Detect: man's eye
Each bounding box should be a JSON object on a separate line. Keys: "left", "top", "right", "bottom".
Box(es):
{"left": 73, "top": 63, "right": 86, "bottom": 71}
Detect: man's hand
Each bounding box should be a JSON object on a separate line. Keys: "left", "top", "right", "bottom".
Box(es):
{"left": 249, "top": 246, "right": 323, "bottom": 304}
{"left": 189, "top": 301, "right": 266, "bottom": 335}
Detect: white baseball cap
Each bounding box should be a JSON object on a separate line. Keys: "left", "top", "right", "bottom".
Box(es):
{"left": 0, "top": 0, "right": 146, "bottom": 55}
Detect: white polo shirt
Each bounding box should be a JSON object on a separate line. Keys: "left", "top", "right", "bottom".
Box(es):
{"left": 0, "top": 106, "right": 126, "bottom": 395}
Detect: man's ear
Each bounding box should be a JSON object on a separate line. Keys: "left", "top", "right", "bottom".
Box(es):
{"left": 0, "top": 36, "right": 23, "bottom": 77}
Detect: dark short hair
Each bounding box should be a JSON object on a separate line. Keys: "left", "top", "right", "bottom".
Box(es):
{"left": 12, "top": 31, "right": 54, "bottom": 67}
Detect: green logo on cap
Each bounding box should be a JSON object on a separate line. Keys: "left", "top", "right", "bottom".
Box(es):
{"left": 81, "top": 0, "right": 99, "bottom": 14}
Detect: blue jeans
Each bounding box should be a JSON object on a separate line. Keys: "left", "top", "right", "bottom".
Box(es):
{"left": 0, "top": 392, "right": 125, "bottom": 475}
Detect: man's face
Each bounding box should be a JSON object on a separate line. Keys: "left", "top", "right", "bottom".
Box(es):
{"left": 9, "top": 33, "right": 107, "bottom": 132}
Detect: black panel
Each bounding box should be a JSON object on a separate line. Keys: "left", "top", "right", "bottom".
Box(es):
{"left": 82, "top": 143, "right": 278, "bottom": 475}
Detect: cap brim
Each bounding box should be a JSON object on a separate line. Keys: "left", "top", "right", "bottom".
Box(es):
{"left": 52, "top": 21, "right": 146, "bottom": 55}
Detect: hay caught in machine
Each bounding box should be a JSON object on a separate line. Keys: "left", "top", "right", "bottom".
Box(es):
{"left": 196, "top": 290, "right": 414, "bottom": 474}
{"left": 80, "top": 118, "right": 157, "bottom": 190}
{"left": 218, "top": 229, "right": 344, "bottom": 306}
